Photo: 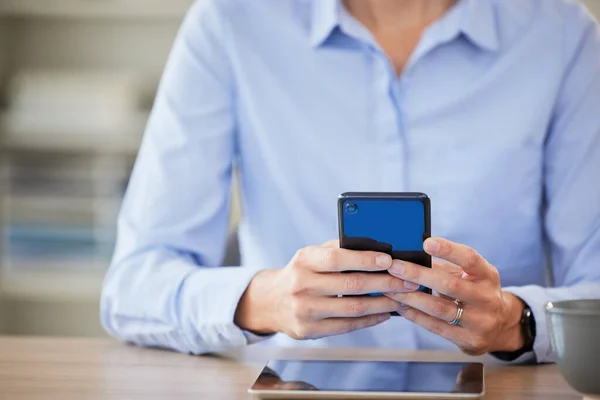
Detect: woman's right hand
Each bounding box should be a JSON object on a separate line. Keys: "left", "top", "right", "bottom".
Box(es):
{"left": 234, "top": 240, "right": 419, "bottom": 340}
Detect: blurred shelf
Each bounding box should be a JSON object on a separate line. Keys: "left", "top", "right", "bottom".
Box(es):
{"left": 2, "top": 165, "right": 129, "bottom": 180}
{"left": 1, "top": 133, "right": 142, "bottom": 153}
{"left": 0, "top": 0, "right": 193, "bottom": 19}
{"left": 4, "top": 194, "right": 122, "bottom": 213}
{"left": 0, "top": 266, "right": 105, "bottom": 301}
{"left": 0, "top": 113, "right": 146, "bottom": 153}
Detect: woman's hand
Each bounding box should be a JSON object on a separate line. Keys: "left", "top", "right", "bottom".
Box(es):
{"left": 235, "top": 240, "right": 418, "bottom": 340}
{"left": 385, "top": 237, "right": 525, "bottom": 356}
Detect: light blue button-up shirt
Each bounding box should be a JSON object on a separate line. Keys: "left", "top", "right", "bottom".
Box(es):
{"left": 101, "top": 0, "right": 600, "bottom": 363}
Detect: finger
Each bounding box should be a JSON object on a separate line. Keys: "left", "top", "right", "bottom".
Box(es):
{"left": 399, "top": 307, "right": 467, "bottom": 347}
{"left": 309, "top": 296, "right": 402, "bottom": 319}
{"left": 293, "top": 246, "right": 392, "bottom": 273}
{"left": 432, "top": 259, "right": 463, "bottom": 277}
{"left": 388, "top": 260, "right": 479, "bottom": 302}
{"left": 309, "top": 272, "right": 420, "bottom": 296}
{"left": 316, "top": 313, "right": 391, "bottom": 337}
{"left": 322, "top": 240, "right": 339, "bottom": 248}
{"left": 424, "top": 238, "right": 494, "bottom": 280}
{"left": 431, "top": 260, "right": 463, "bottom": 300}
{"left": 386, "top": 291, "right": 473, "bottom": 327}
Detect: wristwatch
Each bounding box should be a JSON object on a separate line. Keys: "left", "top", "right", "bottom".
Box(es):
{"left": 490, "top": 299, "right": 536, "bottom": 362}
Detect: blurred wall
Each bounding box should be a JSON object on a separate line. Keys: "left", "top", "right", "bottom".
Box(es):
{"left": 0, "top": 20, "right": 7, "bottom": 97}
{"left": 584, "top": 0, "right": 600, "bottom": 16}
{"left": 0, "top": 2, "right": 245, "bottom": 338}
{"left": 7, "top": 19, "right": 179, "bottom": 101}
{"left": 0, "top": 8, "right": 189, "bottom": 337}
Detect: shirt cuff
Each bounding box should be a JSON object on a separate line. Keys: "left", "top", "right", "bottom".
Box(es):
{"left": 503, "top": 285, "right": 554, "bottom": 364}
{"left": 242, "top": 329, "right": 276, "bottom": 344}
{"left": 178, "top": 265, "right": 272, "bottom": 354}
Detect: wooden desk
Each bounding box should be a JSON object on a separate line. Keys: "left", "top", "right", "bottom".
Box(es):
{"left": 0, "top": 337, "right": 582, "bottom": 399}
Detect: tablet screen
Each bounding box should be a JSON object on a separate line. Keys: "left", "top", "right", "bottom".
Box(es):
{"left": 251, "top": 360, "right": 484, "bottom": 395}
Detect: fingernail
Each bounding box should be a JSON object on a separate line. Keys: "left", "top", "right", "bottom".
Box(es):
{"left": 389, "top": 260, "right": 405, "bottom": 275}
{"left": 376, "top": 254, "right": 392, "bottom": 268}
{"left": 404, "top": 281, "right": 420, "bottom": 291}
{"left": 397, "top": 306, "right": 410, "bottom": 315}
{"left": 378, "top": 313, "right": 391, "bottom": 322}
{"left": 424, "top": 238, "right": 440, "bottom": 254}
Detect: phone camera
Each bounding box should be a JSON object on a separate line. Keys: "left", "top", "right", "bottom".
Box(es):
{"left": 345, "top": 203, "right": 358, "bottom": 214}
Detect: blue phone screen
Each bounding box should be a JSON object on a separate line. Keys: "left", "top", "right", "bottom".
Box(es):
{"left": 340, "top": 197, "right": 429, "bottom": 295}
{"left": 342, "top": 199, "right": 425, "bottom": 251}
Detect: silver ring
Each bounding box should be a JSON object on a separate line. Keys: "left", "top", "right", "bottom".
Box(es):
{"left": 448, "top": 300, "right": 464, "bottom": 326}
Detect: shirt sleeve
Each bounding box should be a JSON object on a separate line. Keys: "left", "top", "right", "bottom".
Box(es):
{"left": 503, "top": 8, "right": 600, "bottom": 364}
{"left": 100, "top": 0, "right": 270, "bottom": 354}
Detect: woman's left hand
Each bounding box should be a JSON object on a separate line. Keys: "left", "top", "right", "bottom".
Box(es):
{"left": 385, "top": 237, "right": 525, "bottom": 356}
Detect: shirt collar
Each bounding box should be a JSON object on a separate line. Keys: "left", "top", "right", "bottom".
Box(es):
{"left": 460, "top": 0, "right": 500, "bottom": 52}
{"left": 309, "top": 0, "right": 340, "bottom": 47}
{"left": 309, "top": 0, "right": 500, "bottom": 52}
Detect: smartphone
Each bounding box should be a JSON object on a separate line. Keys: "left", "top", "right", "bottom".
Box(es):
{"left": 338, "top": 192, "right": 432, "bottom": 298}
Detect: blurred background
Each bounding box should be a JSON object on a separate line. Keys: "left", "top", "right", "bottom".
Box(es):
{"left": 0, "top": 0, "right": 597, "bottom": 338}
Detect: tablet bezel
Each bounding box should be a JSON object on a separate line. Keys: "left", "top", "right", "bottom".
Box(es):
{"left": 249, "top": 388, "right": 484, "bottom": 399}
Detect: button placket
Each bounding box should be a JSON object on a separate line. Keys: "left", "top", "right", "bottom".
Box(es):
{"left": 370, "top": 51, "right": 407, "bottom": 191}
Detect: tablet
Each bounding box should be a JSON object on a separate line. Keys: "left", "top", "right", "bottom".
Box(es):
{"left": 249, "top": 360, "right": 484, "bottom": 399}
